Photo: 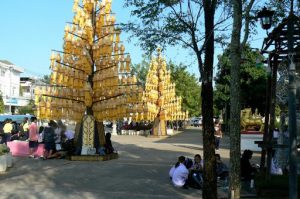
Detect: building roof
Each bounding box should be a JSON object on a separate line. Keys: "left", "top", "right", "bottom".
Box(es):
{"left": 0, "top": 59, "right": 24, "bottom": 73}
{"left": 0, "top": 60, "right": 14, "bottom": 65}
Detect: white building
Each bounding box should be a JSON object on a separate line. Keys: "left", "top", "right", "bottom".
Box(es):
{"left": 20, "top": 77, "right": 35, "bottom": 100}
{"left": 0, "top": 60, "right": 24, "bottom": 114}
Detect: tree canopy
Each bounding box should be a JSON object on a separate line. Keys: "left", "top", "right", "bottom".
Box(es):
{"left": 214, "top": 45, "right": 268, "bottom": 114}
{"left": 169, "top": 62, "right": 202, "bottom": 116}
{"left": 0, "top": 93, "right": 4, "bottom": 114}
{"left": 18, "top": 100, "right": 35, "bottom": 115}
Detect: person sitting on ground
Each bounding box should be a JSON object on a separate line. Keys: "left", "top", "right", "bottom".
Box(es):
{"left": 171, "top": 156, "right": 189, "bottom": 189}
{"left": 215, "top": 154, "right": 229, "bottom": 180}
{"left": 52, "top": 121, "right": 62, "bottom": 150}
{"left": 189, "top": 154, "right": 203, "bottom": 189}
{"left": 47, "top": 133, "right": 68, "bottom": 159}
{"left": 47, "top": 127, "right": 75, "bottom": 159}
{"left": 104, "top": 133, "right": 114, "bottom": 154}
{"left": 28, "top": 117, "right": 39, "bottom": 158}
{"left": 64, "top": 128, "right": 74, "bottom": 141}
{"left": 241, "top": 149, "right": 257, "bottom": 181}
{"left": 169, "top": 165, "right": 176, "bottom": 180}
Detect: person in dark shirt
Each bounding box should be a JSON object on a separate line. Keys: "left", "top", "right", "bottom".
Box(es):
{"left": 104, "top": 133, "right": 114, "bottom": 154}
{"left": 215, "top": 154, "right": 229, "bottom": 180}
{"left": 241, "top": 150, "right": 257, "bottom": 181}
{"left": 43, "top": 121, "right": 56, "bottom": 159}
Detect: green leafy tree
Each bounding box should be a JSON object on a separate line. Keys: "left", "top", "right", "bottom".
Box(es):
{"left": 0, "top": 93, "right": 4, "bottom": 114}
{"left": 266, "top": 0, "right": 300, "bottom": 24}
{"left": 122, "top": 1, "right": 229, "bottom": 196}
{"left": 215, "top": 45, "right": 267, "bottom": 114}
{"left": 169, "top": 62, "right": 201, "bottom": 117}
{"left": 18, "top": 100, "right": 35, "bottom": 115}
{"left": 131, "top": 56, "right": 151, "bottom": 86}
{"left": 41, "top": 75, "right": 50, "bottom": 84}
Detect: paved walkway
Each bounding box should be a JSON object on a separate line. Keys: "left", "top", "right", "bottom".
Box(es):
{"left": 0, "top": 128, "right": 259, "bottom": 199}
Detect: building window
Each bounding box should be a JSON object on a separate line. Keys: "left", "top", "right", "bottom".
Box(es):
{"left": 12, "top": 87, "right": 17, "bottom": 96}
{"left": 0, "top": 69, "right": 5, "bottom": 77}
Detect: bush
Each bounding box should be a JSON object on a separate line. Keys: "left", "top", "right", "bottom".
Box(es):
{"left": 255, "top": 173, "right": 300, "bottom": 197}
{"left": 0, "top": 144, "right": 10, "bottom": 155}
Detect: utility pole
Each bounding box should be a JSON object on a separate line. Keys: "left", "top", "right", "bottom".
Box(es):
{"left": 9, "top": 66, "right": 13, "bottom": 114}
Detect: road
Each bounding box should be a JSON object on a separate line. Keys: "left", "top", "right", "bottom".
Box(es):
{"left": 0, "top": 128, "right": 259, "bottom": 199}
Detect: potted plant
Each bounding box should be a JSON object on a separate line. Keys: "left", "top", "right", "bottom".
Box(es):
{"left": 5, "top": 147, "right": 12, "bottom": 168}
{"left": 0, "top": 144, "right": 10, "bottom": 172}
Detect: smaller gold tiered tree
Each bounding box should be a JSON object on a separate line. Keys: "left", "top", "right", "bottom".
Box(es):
{"left": 137, "top": 48, "right": 188, "bottom": 136}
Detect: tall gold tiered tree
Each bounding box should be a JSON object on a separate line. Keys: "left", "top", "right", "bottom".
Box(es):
{"left": 34, "top": 0, "right": 141, "bottom": 155}
{"left": 139, "top": 48, "right": 188, "bottom": 136}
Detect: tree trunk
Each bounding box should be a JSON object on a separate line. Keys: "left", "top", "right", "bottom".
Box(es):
{"left": 201, "top": 83, "right": 216, "bottom": 199}
{"left": 202, "top": 1, "right": 217, "bottom": 198}
{"left": 153, "top": 117, "right": 167, "bottom": 136}
{"left": 229, "top": 0, "right": 242, "bottom": 198}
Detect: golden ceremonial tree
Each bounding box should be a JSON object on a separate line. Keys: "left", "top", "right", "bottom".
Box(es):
{"left": 139, "top": 48, "right": 188, "bottom": 136}
{"left": 34, "top": 0, "right": 140, "bottom": 155}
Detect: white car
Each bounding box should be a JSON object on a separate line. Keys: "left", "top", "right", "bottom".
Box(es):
{"left": 192, "top": 118, "right": 202, "bottom": 127}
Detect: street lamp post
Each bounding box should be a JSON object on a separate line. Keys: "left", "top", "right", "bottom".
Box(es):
{"left": 258, "top": 3, "right": 298, "bottom": 198}
{"left": 257, "top": 7, "right": 275, "bottom": 31}
{"left": 256, "top": 7, "right": 274, "bottom": 177}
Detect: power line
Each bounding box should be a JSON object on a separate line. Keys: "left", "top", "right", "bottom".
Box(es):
{"left": 21, "top": 68, "right": 47, "bottom": 78}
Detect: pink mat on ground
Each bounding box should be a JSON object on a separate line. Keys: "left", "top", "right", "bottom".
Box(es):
{"left": 7, "top": 141, "right": 44, "bottom": 157}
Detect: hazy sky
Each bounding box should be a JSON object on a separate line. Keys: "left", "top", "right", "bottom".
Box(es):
{"left": 0, "top": 1, "right": 265, "bottom": 78}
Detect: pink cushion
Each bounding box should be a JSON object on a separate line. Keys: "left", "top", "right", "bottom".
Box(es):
{"left": 7, "top": 141, "right": 44, "bottom": 157}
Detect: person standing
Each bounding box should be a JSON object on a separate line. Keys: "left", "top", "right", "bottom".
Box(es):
{"left": 28, "top": 117, "right": 38, "bottom": 158}
{"left": 43, "top": 121, "right": 56, "bottom": 159}
{"left": 3, "top": 119, "right": 13, "bottom": 144}
{"left": 214, "top": 119, "right": 222, "bottom": 151}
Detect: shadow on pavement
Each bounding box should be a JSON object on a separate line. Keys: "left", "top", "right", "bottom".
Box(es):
{"left": 0, "top": 142, "right": 202, "bottom": 199}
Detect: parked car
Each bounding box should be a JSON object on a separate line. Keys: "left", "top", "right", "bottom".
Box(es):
{"left": 193, "top": 119, "right": 202, "bottom": 127}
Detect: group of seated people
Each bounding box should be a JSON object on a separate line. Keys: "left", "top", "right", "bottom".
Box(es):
{"left": 39, "top": 120, "right": 76, "bottom": 159}
{"left": 169, "top": 153, "right": 229, "bottom": 189}
{"left": 169, "top": 149, "right": 261, "bottom": 189}
{"left": 1, "top": 117, "right": 115, "bottom": 159}
{"left": 0, "top": 118, "right": 76, "bottom": 159}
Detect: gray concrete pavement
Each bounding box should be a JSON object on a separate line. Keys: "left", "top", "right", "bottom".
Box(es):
{"left": 0, "top": 128, "right": 260, "bottom": 199}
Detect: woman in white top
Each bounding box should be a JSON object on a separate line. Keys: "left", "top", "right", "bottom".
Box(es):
{"left": 170, "top": 156, "right": 189, "bottom": 188}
